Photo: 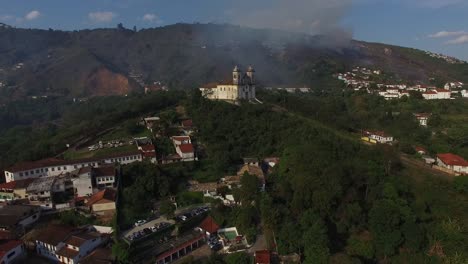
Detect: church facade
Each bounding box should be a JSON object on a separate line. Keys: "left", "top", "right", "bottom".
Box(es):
{"left": 200, "top": 66, "right": 256, "bottom": 101}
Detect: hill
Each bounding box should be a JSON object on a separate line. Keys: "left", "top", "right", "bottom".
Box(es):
{"left": 0, "top": 23, "right": 467, "bottom": 101}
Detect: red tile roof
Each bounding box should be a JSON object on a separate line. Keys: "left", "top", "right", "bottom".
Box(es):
{"left": 140, "top": 145, "right": 156, "bottom": 153}
{"left": 178, "top": 144, "right": 194, "bottom": 154}
{"left": 255, "top": 250, "right": 271, "bottom": 264}
{"left": 93, "top": 166, "right": 115, "bottom": 177}
{"left": 199, "top": 216, "right": 219, "bottom": 234}
{"left": 86, "top": 189, "right": 116, "bottom": 206}
{"left": 56, "top": 246, "right": 79, "bottom": 259}
{"left": 423, "top": 91, "right": 437, "bottom": 95}
{"left": 6, "top": 151, "right": 141, "bottom": 173}
{"left": 35, "top": 225, "right": 75, "bottom": 246}
{"left": 0, "top": 230, "right": 13, "bottom": 240}
{"left": 0, "top": 240, "right": 23, "bottom": 259}
{"left": 414, "top": 146, "right": 427, "bottom": 153}
{"left": 181, "top": 119, "right": 193, "bottom": 128}
{"left": 437, "top": 153, "right": 468, "bottom": 167}
{"left": 172, "top": 136, "right": 190, "bottom": 142}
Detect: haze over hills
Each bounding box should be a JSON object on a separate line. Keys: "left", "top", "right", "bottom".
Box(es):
{"left": 0, "top": 22, "right": 467, "bottom": 100}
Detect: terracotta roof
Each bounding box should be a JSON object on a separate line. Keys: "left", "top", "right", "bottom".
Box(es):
{"left": 414, "top": 113, "right": 431, "bottom": 118}
{"left": 423, "top": 91, "right": 437, "bottom": 95}
{"left": 199, "top": 216, "right": 219, "bottom": 234}
{"left": 414, "top": 146, "right": 427, "bottom": 153}
{"left": 65, "top": 232, "right": 100, "bottom": 247}
{"left": 437, "top": 153, "right": 468, "bottom": 167}
{"left": 181, "top": 119, "right": 193, "bottom": 128}
{"left": 365, "top": 130, "right": 391, "bottom": 138}
{"left": 237, "top": 165, "right": 265, "bottom": 183}
{"left": 80, "top": 247, "right": 114, "bottom": 264}
{"left": 436, "top": 89, "right": 450, "bottom": 93}
{"left": 56, "top": 246, "right": 79, "bottom": 259}
{"left": 93, "top": 166, "right": 115, "bottom": 177}
{"left": 201, "top": 82, "right": 219, "bottom": 89}
{"left": 255, "top": 250, "right": 271, "bottom": 264}
{"left": 178, "top": 144, "right": 194, "bottom": 154}
{"left": 172, "top": 136, "right": 190, "bottom": 142}
{"left": 35, "top": 225, "right": 75, "bottom": 246}
{"left": 86, "top": 189, "right": 116, "bottom": 206}
{"left": 77, "top": 167, "right": 93, "bottom": 175}
{"left": 0, "top": 240, "right": 23, "bottom": 260}
{"left": 0, "top": 230, "right": 13, "bottom": 240}
{"left": 6, "top": 151, "right": 141, "bottom": 173}
{"left": 140, "top": 144, "right": 156, "bottom": 153}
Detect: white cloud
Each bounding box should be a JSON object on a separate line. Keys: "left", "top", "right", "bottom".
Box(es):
{"left": 142, "top": 13, "right": 162, "bottom": 24}
{"left": 446, "top": 35, "right": 468, "bottom": 45}
{"left": 88, "top": 11, "right": 117, "bottom": 23}
{"left": 0, "top": 15, "right": 13, "bottom": 21}
{"left": 25, "top": 10, "right": 41, "bottom": 21}
{"left": 429, "top": 31, "right": 467, "bottom": 38}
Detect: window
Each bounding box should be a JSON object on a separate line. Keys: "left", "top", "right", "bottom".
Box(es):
{"left": 74, "top": 165, "right": 77, "bottom": 169}
{"left": 20, "top": 172, "right": 24, "bottom": 177}
{"left": 36, "top": 169, "right": 39, "bottom": 173}
{"left": 58, "top": 167, "right": 61, "bottom": 171}
{"left": 25, "top": 172, "right": 29, "bottom": 176}
{"left": 7, "top": 251, "right": 16, "bottom": 258}
{"left": 63, "top": 166, "right": 66, "bottom": 170}
{"left": 45, "top": 168, "right": 49, "bottom": 172}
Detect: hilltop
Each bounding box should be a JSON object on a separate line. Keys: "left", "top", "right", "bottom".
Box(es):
{"left": 0, "top": 23, "right": 467, "bottom": 101}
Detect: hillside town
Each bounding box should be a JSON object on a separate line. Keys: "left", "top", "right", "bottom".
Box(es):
{"left": 336, "top": 66, "right": 467, "bottom": 100}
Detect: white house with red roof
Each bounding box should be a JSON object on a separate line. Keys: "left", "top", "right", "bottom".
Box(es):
{"left": 4, "top": 151, "right": 142, "bottom": 183}
{"left": 364, "top": 130, "right": 394, "bottom": 144}
{"left": 413, "top": 113, "right": 431, "bottom": 127}
{"left": 0, "top": 240, "right": 24, "bottom": 264}
{"left": 422, "top": 89, "right": 451, "bottom": 100}
{"left": 171, "top": 136, "right": 196, "bottom": 162}
{"left": 437, "top": 153, "right": 468, "bottom": 174}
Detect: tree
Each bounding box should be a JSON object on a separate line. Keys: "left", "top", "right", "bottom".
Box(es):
{"left": 453, "top": 176, "right": 468, "bottom": 193}
{"left": 369, "top": 199, "right": 403, "bottom": 257}
{"left": 300, "top": 210, "right": 330, "bottom": 264}
{"left": 112, "top": 240, "right": 130, "bottom": 263}
{"left": 160, "top": 200, "right": 176, "bottom": 218}
{"left": 239, "top": 172, "right": 260, "bottom": 204}
{"left": 224, "top": 252, "right": 251, "bottom": 264}
{"left": 346, "top": 232, "right": 375, "bottom": 260}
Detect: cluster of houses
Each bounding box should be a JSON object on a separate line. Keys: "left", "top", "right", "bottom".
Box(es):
{"left": 425, "top": 51, "right": 467, "bottom": 64}
{"left": 0, "top": 211, "right": 113, "bottom": 264}
{"left": 336, "top": 67, "right": 466, "bottom": 100}
{"left": 264, "top": 87, "right": 311, "bottom": 93}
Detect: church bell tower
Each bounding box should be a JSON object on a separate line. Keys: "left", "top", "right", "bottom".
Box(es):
{"left": 233, "top": 65, "right": 241, "bottom": 85}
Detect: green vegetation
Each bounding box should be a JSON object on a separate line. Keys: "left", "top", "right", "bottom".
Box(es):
{"left": 57, "top": 210, "right": 97, "bottom": 226}
{"left": 0, "top": 91, "right": 183, "bottom": 174}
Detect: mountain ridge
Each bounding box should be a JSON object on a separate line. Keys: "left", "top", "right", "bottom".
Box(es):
{"left": 0, "top": 23, "right": 467, "bottom": 101}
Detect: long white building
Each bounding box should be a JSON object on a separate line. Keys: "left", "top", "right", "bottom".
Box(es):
{"left": 200, "top": 66, "right": 256, "bottom": 101}
{"left": 4, "top": 151, "right": 142, "bottom": 183}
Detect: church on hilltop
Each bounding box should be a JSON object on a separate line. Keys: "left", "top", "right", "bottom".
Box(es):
{"left": 200, "top": 66, "right": 256, "bottom": 101}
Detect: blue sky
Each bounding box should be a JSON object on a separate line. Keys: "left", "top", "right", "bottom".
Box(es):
{"left": 0, "top": 0, "right": 467, "bottom": 60}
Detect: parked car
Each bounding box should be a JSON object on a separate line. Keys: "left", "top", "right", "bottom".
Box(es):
{"left": 134, "top": 220, "right": 147, "bottom": 227}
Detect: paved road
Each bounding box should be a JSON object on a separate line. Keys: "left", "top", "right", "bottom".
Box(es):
{"left": 248, "top": 233, "right": 267, "bottom": 253}
{"left": 122, "top": 216, "right": 175, "bottom": 240}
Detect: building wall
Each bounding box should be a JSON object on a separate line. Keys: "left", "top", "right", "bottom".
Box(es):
{"left": 0, "top": 243, "right": 24, "bottom": 264}
{"left": 73, "top": 174, "right": 94, "bottom": 197}
{"left": 5, "top": 154, "right": 142, "bottom": 183}
{"left": 18, "top": 211, "right": 40, "bottom": 228}
{"left": 36, "top": 241, "right": 61, "bottom": 263}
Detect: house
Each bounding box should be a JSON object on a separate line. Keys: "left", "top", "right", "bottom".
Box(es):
{"left": 255, "top": 250, "right": 271, "bottom": 264}
{"left": 92, "top": 167, "right": 116, "bottom": 190}
{"left": 198, "top": 216, "right": 220, "bottom": 236}
{"left": 79, "top": 247, "right": 114, "bottom": 264}
{"left": 138, "top": 144, "right": 157, "bottom": 164}
{"left": 86, "top": 189, "right": 116, "bottom": 215}
{"left": 0, "top": 204, "right": 41, "bottom": 232}
{"left": 181, "top": 119, "right": 194, "bottom": 135}
{"left": 0, "top": 240, "right": 24, "bottom": 264}
{"left": 364, "top": 131, "right": 394, "bottom": 144}
{"left": 200, "top": 66, "right": 256, "bottom": 101}
{"left": 422, "top": 89, "right": 451, "bottom": 100}
{"left": 414, "top": 146, "right": 427, "bottom": 155}
{"left": 462, "top": 90, "right": 468, "bottom": 98}
{"left": 26, "top": 175, "right": 74, "bottom": 209}
{"left": 35, "top": 225, "right": 104, "bottom": 264}
{"left": 0, "top": 179, "right": 34, "bottom": 202}
{"left": 436, "top": 153, "right": 468, "bottom": 175}
{"left": 414, "top": 113, "right": 431, "bottom": 127}
{"left": 172, "top": 136, "right": 195, "bottom": 162}
{"left": 143, "top": 117, "right": 160, "bottom": 130}
{"left": 4, "top": 151, "right": 142, "bottom": 183}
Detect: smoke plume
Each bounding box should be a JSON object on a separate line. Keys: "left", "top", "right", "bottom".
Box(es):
{"left": 227, "top": 0, "right": 352, "bottom": 37}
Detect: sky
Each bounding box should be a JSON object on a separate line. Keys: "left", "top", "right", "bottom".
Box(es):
{"left": 0, "top": 0, "right": 467, "bottom": 60}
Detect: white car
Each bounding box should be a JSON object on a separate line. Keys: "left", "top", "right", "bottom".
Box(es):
{"left": 134, "top": 220, "right": 147, "bottom": 227}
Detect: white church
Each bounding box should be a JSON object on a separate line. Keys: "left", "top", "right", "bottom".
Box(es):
{"left": 200, "top": 66, "right": 256, "bottom": 101}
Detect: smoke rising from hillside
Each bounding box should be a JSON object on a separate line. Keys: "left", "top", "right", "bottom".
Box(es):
{"left": 228, "top": 0, "right": 352, "bottom": 37}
